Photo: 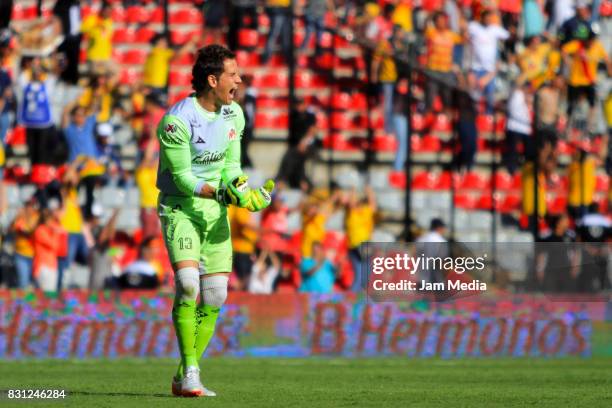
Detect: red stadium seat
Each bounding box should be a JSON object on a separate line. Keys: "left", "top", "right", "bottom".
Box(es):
{"left": 12, "top": 4, "right": 38, "bottom": 20}
{"left": 112, "top": 28, "right": 135, "bottom": 44}
{"left": 419, "top": 134, "right": 441, "bottom": 152}
{"left": 255, "top": 72, "right": 288, "bottom": 88}
{"left": 322, "top": 134, "right": 356, "bottom": 151}
{"left": 134, "top": 27, "right": 156, "bottom": 43}
{"left": 412, "top": 171, "right": 437, "bottom": 190}
{"left": 388, "top": 170, "right": 406, "bottom": 189}
{"left": 436, "top": 171, "right": 453, "bottom": 190}
{"left": 500, "top": 194, "right": 521, "bottom": 213}
{"left": 371, "top": 134, "right": 397, "bottom": 152}
{"left": 5, "top": 126, "right": 25, "bottom": 146}
{"left": 256, "top": 97, "right": 288, "bottom": 109}
{"left": 255, "top": 112, "right": 288, "bottom": 129}
{"left": 169, "top": 8, "right": 203, "bottom": 25}
{"left": 548, "top": 196, "right": 567, "bottom": 214}
{"left": 454, "top": 193, "right": 477, "bottom": 210}
{"left": 330, "top": 112, "right": 354, "bottom": 130}
{"left": 169, "top": 89, "right": 192, "bottom": 105}
{"left": 476, "top": 115, "right": 494, "bottom": 133}
{"left": 460, "top": 171, "right": 487, "bottom": 190}
{"left": 170, "top": 30, "right": 195, "bottom": 45}
{"left": 119, "top": 68, "right": 142, "bottom": 85}
{"left": 235, "top": 50, "right": 259, "bottom": 67}
{"left": 121, "top": 49, "right": 147, "bottom": 65}
{"left": 493, "top": 172, "right": 513, "bottom": 190}
{"left": 596, "top": 174, "right": 609, "bottom": 192}
{"left": 411, "top": 113, "right": 425, "bottom": 132}
{"left": 171, "top": 52, "right": 195, "bottom": 67}
{"left": 168, "top": 70, "right": 192, "bottom": 87}
{"left": 111, "top": 7, "right": 126, "bottom": 22}
{"left": 352, "top": 93, "right": 367, "bottom": 110}
{"left": 30, "top": 165, "right": 57, "bottom": 185}
{"left": 331, "top": 93, "right": 352, "bottom": 110}
{"left": 432, "top": 113, "right": 451, "bottom": 133}
{"left": 601, "top": 0, "right": 612, "bottom": 17}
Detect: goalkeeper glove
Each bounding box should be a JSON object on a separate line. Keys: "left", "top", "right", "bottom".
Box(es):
{"left": 225, "top": 174, "right": 251, "bottom": 207}
{"left": 246, "top": 179, "right": 275, "bottom": 212}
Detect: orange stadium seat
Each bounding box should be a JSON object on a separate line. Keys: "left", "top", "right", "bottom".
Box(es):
{"left": 170, "top": 8, "right": 203, "bottom": 25}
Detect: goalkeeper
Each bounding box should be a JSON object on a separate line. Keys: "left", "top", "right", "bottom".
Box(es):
{"left": 156, "top": 45, "right": 274, "bottom": 397}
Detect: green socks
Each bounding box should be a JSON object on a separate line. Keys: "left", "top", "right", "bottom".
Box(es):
{"left": 175, "top": 304, "right": 221, "bottom": 379}
{"left": 172, "top": 300, "right": 198, "bottom": 374}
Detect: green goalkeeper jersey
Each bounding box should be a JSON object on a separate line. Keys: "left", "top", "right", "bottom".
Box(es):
{"left": 156, "top": 96, "right": 245, "bottom": 197}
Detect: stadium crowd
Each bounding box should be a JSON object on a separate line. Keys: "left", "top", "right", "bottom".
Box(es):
{"left": 0, "top": 0, "right": 610, "bottom": 294}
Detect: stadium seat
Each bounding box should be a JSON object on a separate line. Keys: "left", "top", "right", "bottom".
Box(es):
{"left": 352, "top": 93, "right": 367, "bottom": 110}
{"left": 255, "top": 112, "right": 288, "bottom": 129}
{"left": 237, "top": 29, "right": 259, "bottom": 49}
{"left": 322, "top": 134, "right": 356, "bottom": 151}
{"left": 432, "top": 114, "right": 451, "bottom": 133}
{"left": 12, "top": 4, "right": 37, "bottom": 20}
{"left": 388, "top": 170, "right": 406, "bottom": 189}
{"left": 331, "top": 93, "right": 352, "bottom": 110}
{"left": 460, "top": 171, "right": 487, "bottom": 190}
{"left": 548, "top": 196, "right": 567, "bottom": 214}
{"left": 419, "top": 134, "right": 441, "bottom": 152}
{"left": 119, "top": 68, "right": 142, "bottom": 85}
{"left": 168, "top": 70, "right": 192, "bottom": 87}
{"left": 500, "top": 194, "right": 521, "bottom": 213}
{"left": 411, "top": 113, "right": 425, "bottom": 132}
{"left": 436, "top": 171, "right": 453, "bottom": 190}
{"left": 412, "top": 171, "right": 437, "bottom": 190}
{"left": 169, "top": 8, "right": 203, "bottom": 25}
{"left": 170, "top": 29, "right": 196, "bottom": 45}
{"left": 171, "top": 52, "right": 195, "bottom": 67}
{"left": 256, "top": 96, "right": 287, "bottom": 109}
{"left": 121, "top": 49, "right": 147, "bottom": 65}
{"left": 30, "top": 165, "right": 57, "bottom": 186}
{"left": 134, "top": 27, "right": 156, "bottom": 43}
{"left": 235, "top": 50, "right": 259, "bottom": 67}
{"left": 596, "top": 174, "right": 609, "bottom": 192}
{"left": 476, "top": 115, "right": 494, "bottom": 133}
{"left": 371, "top": 134, "right": 397, "bottom": 152}
{"left": 256, "top": 72, "right": 288, "bottom": 88}
{"left": 111, "top": 7, "right": 126, "bottom": 22}
{"left": 112, "top": 28, "right": 135, "bottom": 44}
{"left": 168, "top": 89, "right": 192, "bottom": 105}
{"left": 5, "top": 126, "right": 25, "bottom": 146}
{"left": 493, "top": 172, "right": 513, "bottom": 191}
{"left": 454, "top": 193, "right": 477, "bottom": 210}
{"left": 330, "top": 112, "right": 354, "bottom": 130}
{"left": 601, "top": 0, "right": 612, "bottom": 17}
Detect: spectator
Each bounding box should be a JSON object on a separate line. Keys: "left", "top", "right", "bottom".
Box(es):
{"left": 53, "top": 0, "right": 82, "bottom": 84}
{"left": 78, "top": 73, "right": 116, "bottom": 124}
{"left": 504, "top": 81, "right": 534, "bottom": 175}
{"left": 9, "top": 197, "right": 39, "bottom": 288}
{"left": 259, "top": 193, "right": 290, "bottom": 253}
{"left": 249, "top": 250, "right": 281, "bottom": 294}
{"left": 562, "top": 30, "right": 611, "bottom": 126}
{"left": 467, "top": 9, "right": 509, "bottom": 114}
{"left": 80, "top": 2, "right": 114, "bottom": 73}
{"left": 61, "top": 99, "right": 104, "bottom": 218}
{"left": 521, "top": 161, "right": 547, "bottom": 218}
{"left": 19, "top": 59, "right": 57, "bottom": 166}
{"left": 228, "top": 0, "right": 258, "bottom": 51}
{"left": 135, "top": 139, "right": 160, "bottom": 239}
{"left": 552, "top": 0, "right": 576, "bottom": 32}
{"left": 299, "top": 241, "right": 336, "bottom": 294}
{"left": 536, "top": 76, "right": 565, "bottom": 134}
{"left": 118, "top": 237, "right": 161, "bottom": 289}
{"left": 203, "top": 0, "right": 227, "bottom": 45}
{"left": 424, "top": 11, "right": 463, "bottom": 114}
{"left": 371, "top": 25, "right": 405, "bottom": 134}
{"left": 454, "top": 72, "right": 479, "bottom": 172}
{"left": 343, "top": 186, "right": 376, "bottom": 291}
{"left": 392, "top": 0, "right": 413, "bottom": 33}
{"left": 416, "top": 218, "right": 449, "bottom": 285}
{"left": 228, "top": 205, "right": 259, "bottom": 290}
{"left": 518, "top": 35, "right": 561, "bottom": 90}
{"left": 301, "top": 189, "right": 341, "bottom": 257}
{"left": 87, "top": 205, "right": 120, "bottom": 290}
{"left": 58, "top": 165, "right": 88, "bottom": 291}
{"left": 522, "top": 0, "right": 545, "bottom": 39}
{"left": 261, "top": 0, "right": 292, "bottom": 64}
{"left": 0, "top": 61, "right": 13, "bottom": 145}
{"left": 96, "top": 122, "right": 124, "bottom": 186}
{"left": 558, "top": 0, "right": 592, "bottom": 45}
{"left": 143, "top": 35, "right": 197, "bottom": 98}
{"left": 568, "top": 147, "right": 596, "bottom": 218}
{"left": 537, "top": 213, "right": 577, "bottom": 292}
{"left": 33, "top": 199, "right": 66, "bottom": 292}
{"left": 277, "top": 97, "right": 318, "bottom": 190}
{"left": 300, "top": 0, "right": 335, "bottom": 55}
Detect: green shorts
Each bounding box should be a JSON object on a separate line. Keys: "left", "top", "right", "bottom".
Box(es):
{"left": 158, "top": 193, "right": 232, "bottom": 274}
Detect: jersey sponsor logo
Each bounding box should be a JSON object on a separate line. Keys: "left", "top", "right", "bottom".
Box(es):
{"left": 165, "top": 123, "right": 177, "bottom": 133}
{"left": 193, "top": 136, "right": 205, "bottom": 144}
{"left": 222, "top": 107, "right": 237, "bottom": 120}
{"left": 228, "top": 128, "right": 236, "bottom": 141}
{"left": 193, "top": 150, "right": 226, "bottom": 165}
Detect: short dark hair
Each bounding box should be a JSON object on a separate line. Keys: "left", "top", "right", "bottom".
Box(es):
{"left": 191, "top": 45, "right": 236, "bottom": 96}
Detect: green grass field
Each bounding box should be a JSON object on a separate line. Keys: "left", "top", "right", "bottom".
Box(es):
{"left": 1, "top": 357, "right": 611, "bottom": 407}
